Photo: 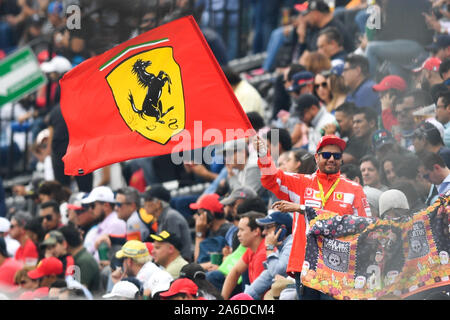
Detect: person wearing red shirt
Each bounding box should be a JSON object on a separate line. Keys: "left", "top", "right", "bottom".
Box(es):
{"left": 0, "top": 237, "right": 23, "bottom": 290}
{"left": 10, "top": 212, "right": 39, "bottom": 267}
{"left": 253, "top": 134, "right": 371, "bottom": 300}
{"left": 221, "top": 212, "right": 266, "bottom": 300}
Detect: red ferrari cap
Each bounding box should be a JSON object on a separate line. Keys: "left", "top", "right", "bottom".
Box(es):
{"left": 316, "top": 135, "right": 346, "bottom": 153}
{"left": 159, "top": 278, "right": 198, "bottom": 298}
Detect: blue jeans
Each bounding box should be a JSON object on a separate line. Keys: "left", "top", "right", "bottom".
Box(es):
{"left": 206, "top": 270, "right": 247, "bottom": 297}
{"left": 251, "top": 0, "right": 280, "bottom": 54}
{"left": 262, "top": 26, "right": 293, "bottom": 72}
{"left": 366, "top": 39, "right": 426, "bottom": 78}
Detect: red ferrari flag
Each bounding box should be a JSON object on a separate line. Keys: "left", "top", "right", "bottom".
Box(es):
{"left": 60, "top": 16, "right": 253, "bottom": 176}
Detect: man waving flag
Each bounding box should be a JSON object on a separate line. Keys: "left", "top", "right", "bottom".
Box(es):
{"left": 60, "top": 16, "right": 253, "bottom": 176}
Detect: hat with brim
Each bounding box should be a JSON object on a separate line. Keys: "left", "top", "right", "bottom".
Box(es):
{"left": 115, "top": 240, "right": 149, "bottom": 259}
{"left": 256, "top": 211, "right": 293, "bottom": 231}
{"left": 27, "top": 257, "right": 63, "bottom": 279}
{"left": 102, "top": 281, "right": 139, "bottom": 299}
{"left": 159, "top": 278, "right": 198, "bottom": 298}
{"left": 316, "top": 134, "right": 346, "bottom": 153}
{"left": 40, "top": 230, "right": 65, "bottom": 247}
{"left": 220, "top": 187, "right": 257, "bottom": 206}
{"left": 150, "top": 230, "right": 183, "bottom": 252}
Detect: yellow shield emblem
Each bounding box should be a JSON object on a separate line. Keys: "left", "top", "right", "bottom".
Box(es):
{"left": 106, "top": 47, "right": 185, "bottom": 144}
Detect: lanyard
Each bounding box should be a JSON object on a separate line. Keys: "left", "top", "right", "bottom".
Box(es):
{"left": 317, "top": 177, "right": 340, "bottom": 208}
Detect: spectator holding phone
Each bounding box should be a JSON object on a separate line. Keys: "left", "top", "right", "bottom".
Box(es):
{"left": 244, "top": 211, "right": 293, "bottom": 300}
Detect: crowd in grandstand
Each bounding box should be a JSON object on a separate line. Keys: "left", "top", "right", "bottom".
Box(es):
{"left": 0, "top": 0, "right": 449, "bottom": 300}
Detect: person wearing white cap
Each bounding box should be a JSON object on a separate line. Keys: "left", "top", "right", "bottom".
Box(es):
{"left": 378, "top": 189, "right": 410, "bottom": 219}
{"left": 143, "top": 269, "right": 173, "bottom": 300}
{"left": 82, "top": 186, "right": 126, "bottom": 263}
{"left": 0, "top": 217, "right": 20, "bottom": 258}
{"left": 102, "top": 280, "right": 140, "bottom": 300}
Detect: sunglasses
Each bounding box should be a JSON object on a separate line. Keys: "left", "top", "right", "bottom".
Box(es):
{"left": 39, "top": 214, "right": 53, "bottom": 222}
{"left": 115, "top": 202, "right": 131, "bottom": 208}
{"left": 422, "top": 173, "right": 430, "bottom": 180}
{"left": 314, "top": 82, "right": 328, "bottom": 90}
{"left": 318, "top": 152, "right": 342, "bottom": 160}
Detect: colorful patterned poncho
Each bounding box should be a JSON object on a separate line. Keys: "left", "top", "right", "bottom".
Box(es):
{"left": 301, "top": 192, "right": 450, "bottom": 300}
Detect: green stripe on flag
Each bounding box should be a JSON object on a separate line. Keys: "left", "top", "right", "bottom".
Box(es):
{"left": 99, "top": 38, "right": 169, "bottom": 71}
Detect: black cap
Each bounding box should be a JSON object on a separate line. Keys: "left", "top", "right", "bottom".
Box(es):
{"left": 179, "top": 263, "right": 207, "bottom": 280}
{"left": 296, "top": 0, "right": 330, "bottom": 16}
{"left": 294, "top": 94, "right": 320, "bottom": 117}
{"left": 144, "top": 185, "right": 171, "bottom": 203}
{"left": 150, "top": 230, "right": 183, "bottom": 251}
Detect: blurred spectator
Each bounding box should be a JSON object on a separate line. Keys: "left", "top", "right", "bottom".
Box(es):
{"left": 222, "top": 66, "right": 265, "bottom": 117}
{"left": 10, "top": 211, "right": 38, "bottom": 267}
{"left": 371, "top": 129, "right": 407, "bottom": 162}
{"left": 420, "top": 152, "right": 450, "bottom": 195}
{"left": 222, "top": 138, "right": 264, "bottom": 196}
{"left": 143, "top": 185, "right": 192, "bottom": 262}
{"left": 0, "top": 237, "right": 22, "bottom": 289}
{"left": 115, "top": 186, "right": 149, "bottom": 242}
{"left": 379, "top": 153, "right": 403, "bottom": 187}
{"left": 244, "top": 211, "right": 293, "bottom": 300}
{"left": 392, "top": 180, "right": 426, "bottom": 213}
{"left": 196, "top": 0, "right": 240, "bottom": 60}
{"left": 14, "top": 265, "right": 39, "bottom": 293}
{"left": 39, "top": 200, "right": 63, "bottom": 232}
{"left": 179, "top": 262, "right": 223, "bottom": 300}
{"left": 413, "top": 121, "right": 450, "bottom": 168}
{"left": 78, "top": 187, "right": 126, "bottom": 263}
{"left": 365, "top": 0, "right": 432, "bottom": 79}
{"left": 323, "top": 64, "right": 349, "bottom": 113}
{"left": 313, "top": 72, "right": 332, "bottom": 107}
{"left": 426, "top": 34, "right": 450, "bottom": 62}
{"left": 102, "top": 280, "right": 140, "bottom": 300}
{"left": 362, "top": 186, "right": 383, "bottom": 218}
{"left": 372, "top": 75, "right": 407, "bottom": 132}
{"left": 300, "top": 51, "right": 331, "bottom": 75}
{"left": 435, "top": 89, "right": 450, "bottom": 147}
{"left": 352, "top": 106, "right": 378, "bottom": 156}
{"left": 378, "top": 189, "right": 410, "bottom": 220}
{"left": 143, "top": 269, "right": 173, "bottom": 300}
{"left": 316, "top": 26, "right": 347, "bottom": 66}
{"left": 160, "top": 277, "right": 205, "bottom": 300}
{"left": 27, "top": 256, "right": 64, "bottom": 299}
{"left": 189, "top": 193, "right": 232, "bottom": 268}
{"left": 360, "top": 155, "right": 388, "bottom": 191}
{"left": 294, "top": 94, "right": 335, "bottom": 153}
{"left": 59, "top": 224, "right": 100, "bottom": 293}
{"left": 286, "top": 71, "right": 315, "bottom": 99}
{"left": 221, "top": 212, "right": 266, "bottom": 300}
{"left": 150, "top": 230, "right": 188, "bottom": 279}
{"left": 413, "top": 57, "right": 443, "bottom": 91}
{"left": 324, "top": 102, "right": 365, "bottom": 164}
{"left": 340, "top": 163, "right": 363, "bottom": 186}
{"left": 343, "top": 54, "right": 381, "bottom": 113}
{"left": 40, "top": 230, "right": 74, "bottom": 277}
{"left": 112, "top": 240, "right": 160, "bottom": 288}
{"left": 0, "top": 216, "right": 19, "bottom": 257}
{"left": 294, "top": 0, "right": 354, "bottom": 63}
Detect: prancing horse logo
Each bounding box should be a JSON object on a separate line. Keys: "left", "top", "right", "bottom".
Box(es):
{"left": 128, "top": 59, "right": 174, "bottom": 124}
{"left": 106, "top": 47, "right": 185, "bottom": 144}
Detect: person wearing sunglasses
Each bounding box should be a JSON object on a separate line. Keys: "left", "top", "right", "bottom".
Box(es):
{"left": 253, "top": 134, "right": 371, "bottom": 300}
{"left": 39, "top": 201, "right": 63, "bottom": 232}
